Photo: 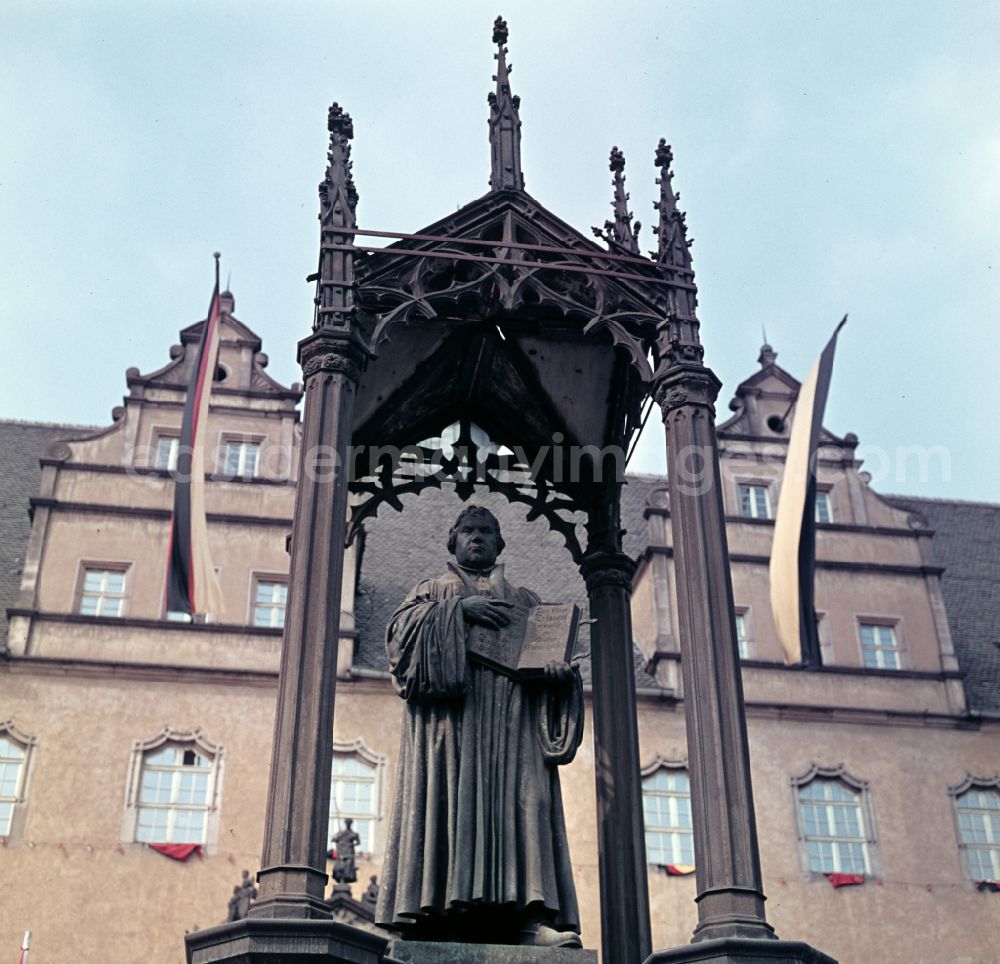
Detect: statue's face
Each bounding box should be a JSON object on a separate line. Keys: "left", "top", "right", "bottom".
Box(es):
{"left": 453, "top": 515, "right": 500, "bottom": 568}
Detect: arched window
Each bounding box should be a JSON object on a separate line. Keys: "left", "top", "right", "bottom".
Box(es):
{"left": 328, "top": 738, "right": 387, "bottom": 856}
{"left": 641, "top": 757, "right": 693, "bottom": 868}
{"left": 0, "top": 721, "right": 36, "bottom": 838}
{"left": 123, "top": 728, "right": 223, "bottom": 849}
{"left": 949, "top": 775, "right": 1000, "bottom": 881}
{"left": 791, "top": 764, "right": 877, "bottom": 876}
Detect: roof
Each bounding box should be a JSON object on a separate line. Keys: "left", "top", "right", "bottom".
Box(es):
{"left": 890, "top": 495, "right": 1000, "bottom": 716}
{"left": 0, "top": 420, "right": 97, "bottom": 647}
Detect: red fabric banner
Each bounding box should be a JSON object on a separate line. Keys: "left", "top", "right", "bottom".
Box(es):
{"left": 662, "top": 864, "right": 696, "bottom": 876}
{"left": 149, "top": 843, "right": 202, "bottom": 862}
{"left": 825, "top": 872, "right": 864, "bottom": 888}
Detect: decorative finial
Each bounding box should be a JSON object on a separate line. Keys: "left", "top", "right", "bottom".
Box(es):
{"left": 593, "top": 146, "right": 641, "bottom": 254}
{"left": 488, "top": 16, "right": 524, "bottom": 191}
{"left": 652, "top": 138, "right": 692, "bottom": 268}
{"left": 213, "top": 251, "right": 221, "bottom": 263}
{"left": 320, "top": 103, "right": 358, "bottom": 221}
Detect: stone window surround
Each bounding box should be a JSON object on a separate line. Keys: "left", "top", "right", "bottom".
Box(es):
{"left": 640, "top": 754, "right": 692, "bottom": 868}
{"left": 0, "top": 719, "right": 37, "bottom": 842}
{"left": 855, "top": 614, "right": 907, "bottom": 671}
{"left": 121, "top": 727, "right": 224, "bottom": 853}
{"left": 218, "top": 431, "right": 265, "bottom": 478}
{"left": 248, "top": 572, "right": 290, "bottom": 628}
{"left": 329, "top": 737, "right": 388, "bottom": 859}
{"left": 74, "top": 559, "right": 133, "bottom": 619}
{"left": 149, "top": 427, "right": 181, "bottom": 471}
{"left": 735, "top": 477, "right": 773, "bottom": 520}
{"left": 790, "top": 762, "right": 881, "bottom": 879}
{"left": 948, "top": 772, "right": 1000, "bottom": 882}
{"left": 814, "top": 486, "right": 834, "bottom": 524}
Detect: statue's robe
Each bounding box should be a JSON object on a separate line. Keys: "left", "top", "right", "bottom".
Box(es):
{"left": 376, "top": 562, "right": 583, "bottom": 937}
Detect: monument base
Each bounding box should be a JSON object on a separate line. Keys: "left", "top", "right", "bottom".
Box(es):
{"left": 645, "top": 938, "right": 836, "bottom": 964}
{"left": 387, "top": 940, "right": 598, "bottom": 963}
{"left": 184, "top": 918, "right": 387, "bottom": 964}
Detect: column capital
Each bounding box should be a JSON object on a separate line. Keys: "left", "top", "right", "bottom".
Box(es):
{"left": 579, "top": 550, "right": 637, "bottom": 595}
{"left": 297, "top": 328, "right": 370, "bottom": 384}
{"left": 653, "top": 364, "right": 722, "bottom": 419}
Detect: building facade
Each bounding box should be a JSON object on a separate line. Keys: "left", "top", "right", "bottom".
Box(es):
{"left": 1, "top": 303, "right": 998, "bottom": 963}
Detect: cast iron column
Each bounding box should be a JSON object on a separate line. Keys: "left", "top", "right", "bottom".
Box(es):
{"left": 655, "top": 364, "right": 775, "bottom": 943}
{"left": 581, "top": 548, "right": 652, "bottom": 964}
{"left": 250, "top": 329, "right": 368, "bottom": 918}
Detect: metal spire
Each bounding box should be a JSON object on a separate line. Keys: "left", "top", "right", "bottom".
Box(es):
{"left": 653, "top": 138, "right": 692, "bottom": 270}
{"left": 488, "top": 16, "right": 524, "bottom": 191}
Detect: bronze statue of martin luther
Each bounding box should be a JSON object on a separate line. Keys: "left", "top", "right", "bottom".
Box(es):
{"left": 376, "top": 505, "right": 584, "bottom": 948}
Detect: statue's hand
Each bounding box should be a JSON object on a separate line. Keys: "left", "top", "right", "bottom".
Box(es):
{"left": 460, "top": 596, "right": 514, "bottom": 629}
{"left": 544, "top": 660, "right": 575, "bottom": 683}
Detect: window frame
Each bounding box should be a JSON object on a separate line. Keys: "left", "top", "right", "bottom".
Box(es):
{"left": 328, "top": 737, "right": 387, "bottom": 859}
{"left": 640, "top": 755, "right": 694, "bottom": 869}
{"left": 790, "top": 763, "right": 880, "bottom": 879}
{"left": 75, "top": 561, "right": 131, "bottom": 619}
{"left": 734, "top": 607, "right": 754, "bottom": 660}
{"left": 856, "top": 617, "right": 905, "bottom": 670}
{"left": 219, "top": 434, "right": 263, "bottom": 478}
{"left": 736, "top": 481, "right": 772, "bottom": 520}
{"left": 0, "top": 720, "right": 36, "bottom": 840}
{"left": 152, "top": 430, "right": 181, "bottom": 472}
{"left": 814, "top": 488, "right": 834, "bottom": 525}
{"left": 122, "top": 727, "right": 224, "bottom": 852}
{"left": 250, "top": 573, "right": 289, "bottom": 629}
{"left": 949, "top": 773, "right": 1000, "bottom": 883}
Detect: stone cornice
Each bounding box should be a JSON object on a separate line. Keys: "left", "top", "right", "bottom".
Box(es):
{"left": 636, "top": 543, "right": 943, "bottom": 577}
{"left": 37, "top": 462, "right": 298, "bottom": 488}
{"left": 28, "top": 497, "right": 294, "bottom": 528}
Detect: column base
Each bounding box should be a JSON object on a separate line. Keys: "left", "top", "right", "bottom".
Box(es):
{"left": 184, "top": 918, "right": 387, "bottom": 964}
{"left": 645, "top": 938, "right": 837, "bottom": 964}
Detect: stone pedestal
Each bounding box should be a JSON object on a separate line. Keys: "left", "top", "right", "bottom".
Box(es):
{"left": 184, "top": 918, "right": 387, "bottom": 964}
{"left": 387, "top": 941, "right": 597, "bottom": 964}
{"left": 645, "top": 938, "right": 836, "bottom": 964}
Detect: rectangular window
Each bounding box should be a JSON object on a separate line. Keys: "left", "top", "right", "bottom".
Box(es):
{"left": 643, "top": 770, "right": 694, "bottom": 867}
{"left": 799, "top": 779, "right": 870, "bottom": 875}
{"left": 956, "top": 788, "right": 1000, "bottom": 881}
{"left": 735, "top": 610, "right": 752, "bottom": 659}
{"left": 859, "top": 622, "right": 901, "bottom": 670}
{"left": 78, "top": 566, "right": 128, "bottom": 618}
{"left": 815, "top": 490, "right": 833, "bottom": 524}
{"left": 329, "top": 754, "right": 377, "bottom": 854}
{"left": 738, "top": 483, "right": 771, "bottom": 520}
{"left": 135, "top": 745, "right": 212, "bottom": 845}
{"left": 223, "top": 440, "right": 260, "bottom": 477}
{"left": 0, "top": 735, "right": 27, "bottom": 836}
{"left": 154, "top": 435, "right": 179, "bottom": 471}
{"left": 253, "top": 579, "right": 288, "bottom": 629}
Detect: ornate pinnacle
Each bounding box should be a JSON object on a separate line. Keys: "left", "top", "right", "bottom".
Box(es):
{"left": 488, "top": 16, "right": 524, "bottom": 191}
{"left": 320, "top": 103, "right": 358, "bottom": 225}
{"left": 606, "top": 146, "right": 641, "bottom": 254}
{"left": 315, "top": 102, "right": 360, "bottom": 332}
{"left": 653, "top": 138, "right": 691, "bottom": 269}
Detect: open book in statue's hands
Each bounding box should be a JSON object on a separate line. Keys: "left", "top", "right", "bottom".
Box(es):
{"left": 467, "top": 603, "right": 581, "bottom": 679}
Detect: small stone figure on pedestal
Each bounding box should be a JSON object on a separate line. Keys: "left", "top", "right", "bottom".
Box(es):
{"left": 331, "top": 818, "right": 361, "bottom": 891}
{"left": 376, "top": 506, "right": 584, "bottom": 947}
{"left": 225, "top": 869, "right": 257, "bottom": 921}
{"left": 361, "top": 875, "right": 379, "bottom": 912}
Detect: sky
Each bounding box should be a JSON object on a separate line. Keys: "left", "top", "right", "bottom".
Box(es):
{"left": 1, "top": 1, "right": 997, "bottom": 502}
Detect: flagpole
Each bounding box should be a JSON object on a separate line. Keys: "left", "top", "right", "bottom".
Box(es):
{"left": 18, "top": 931, "right": 30, "bottom": 964}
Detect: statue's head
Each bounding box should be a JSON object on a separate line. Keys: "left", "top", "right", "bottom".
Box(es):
{"left": 448, "top": 505, "right": 505, "bottom": 567}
